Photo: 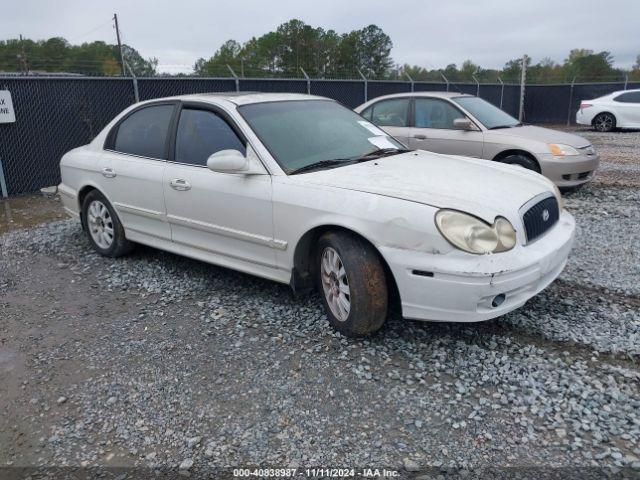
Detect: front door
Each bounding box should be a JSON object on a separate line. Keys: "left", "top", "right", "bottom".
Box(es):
{"left": 163, "top": 106, "right": 276, "bottom": 269}
{"left": 408, "top": 97, "right": 484, "bottom": 158}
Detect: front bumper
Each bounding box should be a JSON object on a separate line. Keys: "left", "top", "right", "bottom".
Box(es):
{"left": 537, "top": 152, "right": 600, "bottom": 187}
{"left": 380, "top": 210, "right": 575, "bottom": 322}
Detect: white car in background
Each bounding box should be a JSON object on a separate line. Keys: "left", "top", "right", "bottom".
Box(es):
{"left": 576, "top": 89, "right": 640, "bottom": 131}
{"left": 59, "top": 93, "right": 575, "bottom": 337}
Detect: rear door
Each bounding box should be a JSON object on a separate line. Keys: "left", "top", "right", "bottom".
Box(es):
{"left": 101, "top": 102, "right": 176, "bottom": 240}
{"left": 408, "top": 97, "right": 484, "bottom": 158}
{"left": 360, "top": 98, "right": 411, "bottom": 145}
{"left": 613, "top": 91, "right": 640, "bottom": 127}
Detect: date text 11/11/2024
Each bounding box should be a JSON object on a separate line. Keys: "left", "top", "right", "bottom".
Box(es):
{"left": 232, "top": 468, "right": 401, "bottom": 477}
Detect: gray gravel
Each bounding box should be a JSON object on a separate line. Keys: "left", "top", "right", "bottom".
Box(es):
{"left": 1, "top": 181, "right": 639, "bottom": 478}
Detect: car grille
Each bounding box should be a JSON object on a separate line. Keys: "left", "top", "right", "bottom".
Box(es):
{"left": 522, "top": 196, "right": 559, "bottom": 243}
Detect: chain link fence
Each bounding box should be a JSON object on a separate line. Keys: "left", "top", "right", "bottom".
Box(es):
{"left": 0, "top": 75, "right": 637, "bottom": 196}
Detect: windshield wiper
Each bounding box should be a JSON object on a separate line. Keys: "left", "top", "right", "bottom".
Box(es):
{"left": 352, "top": 148, "right": 412, "bottom": 161}
{"left": 289, "top": 158, "right": 352, "bottom": 175}
{"left": 289, "top": 148, "right": 412, "bottom": 175}
{"left": 489, "top": 123, "right": 523, "bottom": 130}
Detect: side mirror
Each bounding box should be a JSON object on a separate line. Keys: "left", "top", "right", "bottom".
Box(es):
{"left": 453, "top": 118, "right": 475, "bottom": 131}
{"left": 206, "top": 149, "right": 248, "bottom": 173}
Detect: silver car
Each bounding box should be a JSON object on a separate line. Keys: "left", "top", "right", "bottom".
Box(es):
{"left": 355, "top": 92, "right": 600, "bottom": 188}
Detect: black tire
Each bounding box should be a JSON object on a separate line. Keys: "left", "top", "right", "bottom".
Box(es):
{"left": 81, "top": 189, "right": 134, "bottom": 257}
{"left": 559, "top": 183, "right": 585, "bottom": 194}
{"left": 501, "top": 154, "right": 540, "bottom": 172}
{"left": 316, "top": 231, "right": 388, "bottom": 337}
{"left": 593, "top": 112, "right": 616, "bottom": 132}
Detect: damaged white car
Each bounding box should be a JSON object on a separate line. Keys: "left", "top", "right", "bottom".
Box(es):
{"left": 59, "top": 93, "right": 575, "bottom": 336}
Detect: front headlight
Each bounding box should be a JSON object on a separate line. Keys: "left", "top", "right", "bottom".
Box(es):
{"left": 435, "top": 210, "right": 517, "bottom": 255}
{"left": 548, "top": 143, "right": 579, "bottom": 156}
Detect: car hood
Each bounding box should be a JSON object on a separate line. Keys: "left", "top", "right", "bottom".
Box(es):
{"left": 293, "top": 150, "right": 554, "bottom": 223}
{"left": 488, "top": 125, "right": 591, "bottom": 148}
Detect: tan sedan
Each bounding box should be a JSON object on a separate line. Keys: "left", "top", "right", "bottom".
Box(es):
{"left": 355, "top": 92, "right": 599, "bottom": 188}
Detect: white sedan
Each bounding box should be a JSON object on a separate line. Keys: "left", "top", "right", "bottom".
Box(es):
{"left": 59, "top": 93, "right": 575, "bottom": 337}
{"left": 576, "top": 89, "right": 640, "bottom": 131}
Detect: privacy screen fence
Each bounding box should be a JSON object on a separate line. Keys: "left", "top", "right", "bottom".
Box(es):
{"left": 1, "top": 76, "right": 638, "bottom": 195}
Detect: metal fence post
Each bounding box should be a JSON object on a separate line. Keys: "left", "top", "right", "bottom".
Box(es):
{"left": 472, "top": 74, "right": 480, "bottom": 97}
{"left": 497, "top": 76, "right": 505, "bottom": 109}
{"left": 227, "top": 64, "right": 240, "bottom": 92}
{"left": 518, "top": 54, "right": 528, "bottom": 122}
{"left": 441, "top": 73, "right": 450, "bottom": 92}
{"left": 405, "top": 72, "right": 414, "bottom": 92}
{"left": 300, "top": 67, "right": 310, "bottom": 95}
{"left": 357, "top": 68, "right": 368, "bottom": 102}
{"left": 0, "top": 156, "right": 8, "bottom": 198}
{"left": 566, "top": 76, "right": 576, "bottom": 126}
{"left": 624, "top": 74, "right": 628, "bottom": 90}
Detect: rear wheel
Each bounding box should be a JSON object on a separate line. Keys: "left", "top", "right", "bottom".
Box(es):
{"left": 501, "top": 154, "right": 539, "bottom": 172}
{"left": 316, "top": 232, "right": 388, "bottom": 337}
{"left": 81, "top": 190, "right": 134, "bottom": 257}
{"left": 593, "top": 112, "right": 616, "bottom": 132}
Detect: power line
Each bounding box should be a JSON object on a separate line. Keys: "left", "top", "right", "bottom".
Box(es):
{"left": 67, "top": 19, "right": 113, "bottom": 43}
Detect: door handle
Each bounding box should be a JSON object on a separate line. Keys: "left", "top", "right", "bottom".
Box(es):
{"left": 413, "top": 134, "right": 428, "bottom": 140}
{"left": 170, "top": 178, "right": 191, "bottom": 191}
{"left": 101, "top": 167, "right": 116, "bottom": 178}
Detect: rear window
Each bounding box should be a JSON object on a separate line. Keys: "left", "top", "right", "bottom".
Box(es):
{"left": 613, "top": 92, "right": 640, "bottom": 103}
{"left": 112, "top": 104, "right": 174, "bottom": 159}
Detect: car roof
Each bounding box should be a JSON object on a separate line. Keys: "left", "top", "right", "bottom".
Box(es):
{"left": 369, "top": 91, "right": 474, "bottom": 100}
{"left": 168, "top": 92, "right": 329, "bottom": 106}
{"left": 609, "top": 88, "right": 640, "bottom": 95}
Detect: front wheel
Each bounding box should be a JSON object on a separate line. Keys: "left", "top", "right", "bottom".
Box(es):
{"left": 501, "top": 154, "right": 540, "bottom": 172}
{"left": 316, "top": 232, "right": 388, "bottom": 337}
{"left": 593, "top": 112, "right": 616, "bottom": 132}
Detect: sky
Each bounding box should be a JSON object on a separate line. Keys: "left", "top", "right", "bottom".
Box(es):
{"left": 3, "top": 0, "right": 639, "bottom": 74}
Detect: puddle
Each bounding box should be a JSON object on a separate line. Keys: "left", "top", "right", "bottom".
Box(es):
{"left": 0, "top": 194, "right": 67, "bottom": 235}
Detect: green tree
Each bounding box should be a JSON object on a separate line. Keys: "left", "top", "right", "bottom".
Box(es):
{"left": 0, "top": 37, "right": 155, "bottom": 76}
{"left": 354, "top": 25, "right": 393, "bottom": 78}
{"left": 194, "top": 39, "right": 242, "bottom": 76}
{"left": 630, "top": 54, "right": 640, "bottom": 81}
{"left": 562, "top": 49, "right": 619, "bottom": 81}
{"left": 193, "top": 19, "right": 394, "bottom": 79}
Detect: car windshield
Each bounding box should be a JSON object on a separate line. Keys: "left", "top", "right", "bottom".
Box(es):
{"left": 452, "top": 96, "right": 520, "bottom": 129}
{"left": 238, "top": 100, "right": 406, "bottom": 173}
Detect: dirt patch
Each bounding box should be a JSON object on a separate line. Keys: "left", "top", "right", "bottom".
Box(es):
{"left": 0, "top": 194, "right": 66, "bottom": 235}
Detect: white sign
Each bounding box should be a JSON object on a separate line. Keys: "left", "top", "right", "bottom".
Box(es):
{"left": 0, "top": 90, "right": 16, "bottom": 123}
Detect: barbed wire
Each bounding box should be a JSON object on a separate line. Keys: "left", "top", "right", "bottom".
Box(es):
{"left": 1, "top": 60, "right": 637, "bottom": 83}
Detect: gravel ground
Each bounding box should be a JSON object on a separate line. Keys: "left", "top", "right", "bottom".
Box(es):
{"left": 1, "top": 128, "right": 639, "bottom": 480}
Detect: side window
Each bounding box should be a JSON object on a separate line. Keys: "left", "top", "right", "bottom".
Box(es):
{"left": 614, "top": 92, "right": 640, "bottom": 103}
{"left": 360, "top": 106, "right": 373, "bottom": 121}
{"left": 175, "top": 109, "right": 246, "bottom": 166}
{"left": 112, "top": 104, "right": 174, "bottom": 159}
{"left": 414, "top": 98, "right": 467, "bottom": 129}
{"left": 369, "top": 99, "right": 409, "bottom": 127}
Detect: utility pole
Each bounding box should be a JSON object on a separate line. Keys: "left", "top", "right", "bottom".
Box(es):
{"left": 518, "top": 54, "right": 528, "bottom": 122}
{"left": 113, "top": 14, "right": 126, "bottom": 76}
{"left": 18, "top": 34, "right": 29, "bottom": 75}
